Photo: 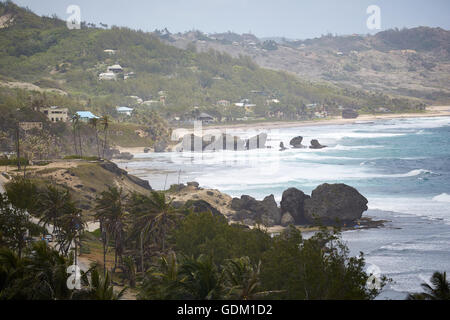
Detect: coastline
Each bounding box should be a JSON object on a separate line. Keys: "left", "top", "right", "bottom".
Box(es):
{"left": 115, "top": 106, "right": 450, "bottom": 155}
{"left": 201, "top": 106, "right": 450, "bottom": 132}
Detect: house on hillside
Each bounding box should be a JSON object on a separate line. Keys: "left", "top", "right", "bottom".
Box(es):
{"left": 216, "top": 100, "right": 230, "bottom": 107}
{"left": 41, "top": 106, "right": 69, "bottom": 122}
{"left": 197, "top": 112, "right": 216, "bottom": 124}
{"left": 76, "top": 111, "right": 100, "bottom": 122}
{"left": 103, "top": 49, "right": 117, "bottom": 55}
{"left": 107, "top": 64, "right": 123, "bottom": 73}
{"left": 116, "top": 106, "right": 134, "bottom": 116}
{"left": 99, "top": 72, "right": 117, "bottom": 81}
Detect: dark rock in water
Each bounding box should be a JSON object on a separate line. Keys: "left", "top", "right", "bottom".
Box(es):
{"left": 184, "top": 199, "right": 223, "bottom": 217}
{"left": 290, "top": 136, "right": 306, "bottom": 149}
{"left": 310, "top": 139, "right": 327, "bottom": 149}
{"left": 304, "top": 183, "right": 368, "bottom": 225}
{"left": 187, "top": 181, "right": 200, "bottom": 188}
{"left": 279, "top": 142, "right": 287, "bottom": 151}
{"left": 144, "top": 147, "right": 151, "bottom": 153}
{"left": 281, "top": 212, "right": 295, "bottom": 227}
{"left": 154, "top": 140, "right": 168, "bottom": 153}
{"left": 280, "top": 188, "right": 310, "bottom": 224}
{"left": 204, "top": 134, "right": 246, "bottom": 151}
{"left": 127, "top": 175, "right": 152, "bottom": 190}
{"left": 246, "top": 133, "right": 268, "bottom": 150}
{"left": 342, "top": 108, "right": 359, "bottom": 119}
{"left": 231, "top": 194, "right": 281, "bottom": 226}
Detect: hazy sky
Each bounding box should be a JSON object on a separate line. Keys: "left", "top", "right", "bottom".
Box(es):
{"left": 11, "top": 0, "right": 450, "bottom": 39}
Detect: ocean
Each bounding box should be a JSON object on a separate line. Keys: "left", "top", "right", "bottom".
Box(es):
{"left": 118, "top": 116, "right": 450, "bottom": 299}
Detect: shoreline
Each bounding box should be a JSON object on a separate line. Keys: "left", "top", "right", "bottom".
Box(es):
{"left": 116, "top": 106, "right": 450, "bottom": 155}
{"left": 201, "top": 106, "right": 450, "bottom": 132}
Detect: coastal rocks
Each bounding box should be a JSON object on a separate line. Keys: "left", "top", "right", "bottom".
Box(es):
{"left": 245, "top": 133, "right": 268, "bottom": 150}
{"left": 128, "top": 175, "right": 152, "bottom": 190}
{"left": 290, "top": 136, "right": 306, "bottom": 149}
{"left": 187, "top": 181, "right": 200, "bottom": 188}
{"left": 153, "top": 140, "right": 168, "bottom": 153}
{"left": 304, "top": 183, "right": 368, "bottom": 225}
{"left": 176, "top": 133, "right": 266, "bottom": 152}
{"left": 280, "top": 188, "right": 310, "bottom": 224}
{"left": 184, "top": 199, "right": 223, "bottom": 217}
{"left": 231, "top": 194, "right": 281, "bottom": 226}
{"left": 279, "top": 142, "right": 287, "bottom": 151}
{"left": 281, "top": 212, "right": 295, "bottom": 227}
{"left": 310, "top": 139, "right": 327, "bottom": 149}
{"left": 342, "top": 108, "right": 359, "bottom": 119}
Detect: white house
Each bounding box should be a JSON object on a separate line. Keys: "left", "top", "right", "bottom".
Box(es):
{"left": 107, "top": 64, "right": 123, "bottom": 73}
{"left": 104, "top": 49, "right": 117, "bottom": 55}
{"left": 116, "top": 106, "right": 134, "bottom": 116}
{"left": 99, "top": 72, "right": 117, "bottom": 81}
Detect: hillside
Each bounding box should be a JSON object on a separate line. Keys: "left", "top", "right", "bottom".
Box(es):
{"left": 0, "top": 0, "right": 425, "bottom": 129}
{"left": 166, "top": 27, "right": 450, "bottom": 104}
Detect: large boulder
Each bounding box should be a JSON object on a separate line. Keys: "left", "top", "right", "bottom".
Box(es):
{"left": 153, "top": 140, "right": 168, "bottom": 152}
{"left": 184, "top": 199, "right": 223, "bottom": 217}
{"left": 231, "top": 194, "right": 281, "bottom": 226}
{"left": 204, "top": 134, "right": 246, "bottom": 151}
{"left": 280, "top": 188, "right": 310, "bottom": 224}
{"left": 280, "top": 212, "right": 295, "bottom": 227}
{"left": 246, "top": 133, "right": 268, "bottom": 150}
{"left": 304, "top": 183, "right": 368, "bottom": 225}
{"left": 290, "top": 136, "right": 306, "bottom": 149}
{"left": 310, "top": 139, "right": 327, "bottom": 149}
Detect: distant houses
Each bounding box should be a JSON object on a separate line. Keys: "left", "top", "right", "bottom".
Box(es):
{"left": 19, "top": 122, "right": 43, "bottom": 131}
{"left": 197, "top": 112, "right": 216, "bottom": 124}
{"left": 107, "top": 64, "right": 123, "bottom": 73}
{"left": 75, "top": 111, "right": 100, "bottom": 122}
{"left": 98, "top": 72, "right": 117, "bottom": 81}
{"left": 116, "top": 106, "right": 134, "bottom": 116}
{"left": 41, "top": 106, "right": 69, "bottom": 122}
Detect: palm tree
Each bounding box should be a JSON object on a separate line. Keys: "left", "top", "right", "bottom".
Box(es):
{"left": 57, "top": 205, "right": 85, "bottom": 261}
{"left": 100, "top": 115, "right": 110, "bottom": 159}
{"left": 35, "top": 185, "right": 72, "bottom": 235}
{"left": 147, "top": 191, "right": 182, "bottom": 252}
{"left": 71, "top": 114, "right": 80, "bottom": 156}
{"left": 128, "top": 191, "right": 182, "bottom": 273}
{"left": 178, "top": 254, "right": 225, "bottom": 300}
{"left": 408, "top": 271, "right": 450, "bottom": 300}
{"left": 88, "top": 118, "right": 101, "bottom": 159}
{"left": 74, "top": 263, "right": 126, "bottom": 300}
{"left": 95, "top": 187, "right": 128, "bottom": 273}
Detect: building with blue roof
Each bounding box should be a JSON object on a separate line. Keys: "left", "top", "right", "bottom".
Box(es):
{"left": 75, "top": 111, "right": 100, "bottom": 122}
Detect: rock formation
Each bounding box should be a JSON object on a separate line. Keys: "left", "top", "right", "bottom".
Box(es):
{"left": 304, "top": 183, "right": 368, "bottom": 225}
{"left": 290, "top": 136, "right": 306, "bottom": 149}
{"left": 245, "top": 133, "right": 268, "bottom": 150}
{"left": 231, "top": 194, "right": 281, "bottom": 226}
{"left": 280, "top": 188, "right": 310, "bottom": 224}
{"left": 310, "top": 139, "right": 327, "bottom": 149}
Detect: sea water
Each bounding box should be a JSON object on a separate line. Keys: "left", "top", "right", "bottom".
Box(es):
{"left": 118, "top": 116, "right": 450, "bottom": 299}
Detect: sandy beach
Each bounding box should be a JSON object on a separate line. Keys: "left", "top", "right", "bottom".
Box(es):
{"left": 202, "top": 105, "right": 450, "bottom": 132}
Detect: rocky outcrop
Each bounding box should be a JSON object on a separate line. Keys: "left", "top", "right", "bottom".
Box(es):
{"left": 231, "top": 194, "right": 281, "bottom": 226}
{"left": 280, "top": 188, "right": 310, "bottom": 224}
{"left": 101, "top": 161, "right": 152, "bottom": 190}
{"left": 204, "top": 134, "right": 246, "bottom": 151}
{"left": 342, "top": 108, "right": 359, "bottom": 119}
{"left": 304, "top": 183, "right": 368, "bottom": 225}
{"left": 310, "top": 139, "right": 327, "bottom": 149}
{"left": 280, "top": 212, "right": 295, "bottom": 227}
{"left": 184, "top": 199, "right": 223, "bottom": 217}
{"left": 290, "top": 136, "right": 306, "bottom": 149}
{"left": 187, "top": 181, "right": 200, "bottom": 188}
{"left": 246, "top": 133, "right": 268, "bottom": 150}
{"left": 153, "top": 140, "right": 168, "bottom": 152}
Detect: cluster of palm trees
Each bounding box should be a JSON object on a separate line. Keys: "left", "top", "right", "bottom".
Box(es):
{"left": 138, "top": 253, "right": 279, "bottom": 300}
{"left": 71, "top": 114, "right": 110, "bottom": 159}
{"left": 94, "top": 187, "right": 183, "bottom": 283}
